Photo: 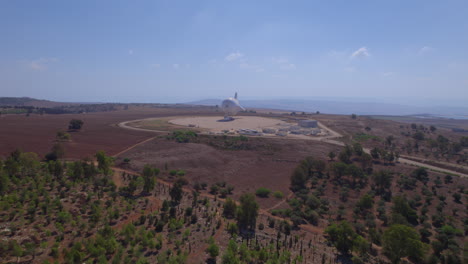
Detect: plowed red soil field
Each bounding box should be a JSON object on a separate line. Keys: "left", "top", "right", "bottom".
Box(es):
{"left": 0, "top": 106, "right": 216, "bottom": 159}
{"left": 114, "top": 136, "right": 340, "bottom": 209}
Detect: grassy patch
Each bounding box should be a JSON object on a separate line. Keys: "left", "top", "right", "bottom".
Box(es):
{"left": 168, "top": 130, "right": 198, "bottom": 143}
{"left": 353, "top": 132, "right": 381, "bottom": 142}
{"left": 130, "top": 118, "right": 196, "bottom": 132}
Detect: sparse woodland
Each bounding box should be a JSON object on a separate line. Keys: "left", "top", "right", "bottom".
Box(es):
{"left": 0, "top": 148, "right": 338, "bottom": 264}
{"left": 0, "top": 114, "right": 467, "bottom": 264}
{"left": 286, "top": 143, "right": 467, "bottom": 263}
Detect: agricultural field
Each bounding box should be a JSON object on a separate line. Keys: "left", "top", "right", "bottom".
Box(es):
{"left": 0, "top": 105, "right": 217, "bottom": 159}
{"left": 0, "top": 105, "right": 467, "bottom": 264}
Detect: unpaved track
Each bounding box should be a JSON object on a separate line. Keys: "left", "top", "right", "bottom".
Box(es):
{"left": 118, "top": 119, "right": 171, "bottom": 133}
{"left": 396, "top": 156, "right": 468, "bottom": 177}
{"left": 118, "top": 116, "right": 468, "bottom": 178}
{"left": 112, "top": 136, "right": 157, "bottom": 157}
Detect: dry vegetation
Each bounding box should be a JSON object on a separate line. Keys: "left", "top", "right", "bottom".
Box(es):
{"left": 313, "top": 114, "right": 468, "bottom": 171}
{"left": 1, "top": 105, "right": 467, "bottom": 264}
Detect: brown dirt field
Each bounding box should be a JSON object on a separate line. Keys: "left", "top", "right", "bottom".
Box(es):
{"left": 169, "top": 116, "right": 287, "bottom": 132}
{"left": 114, "top": 135, "right": 340, "bottom": 209}
{"left": 0, "top": 106, "right": 218, "bottom": 159}
{"left": 313, "top": 114, "right": 466, "bottom": 143}
{"left": 313, "top": 114, "right": 468, "bottom": 166}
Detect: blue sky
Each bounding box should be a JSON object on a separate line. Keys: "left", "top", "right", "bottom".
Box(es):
{"left": 1, "top": 0, "right": 467, "bottom": 105}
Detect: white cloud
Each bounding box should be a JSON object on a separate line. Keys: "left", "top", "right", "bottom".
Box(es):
{"left": 418, "top": 46, "right": 434, "bottom": 55}
{"left": 350, "top": 47, "right": 370, "bottom": 59}
{"left": 128, "top": 49, "right": 134, "bottom": 55}
{"left": 239, "top": 63, "right": 264, "bottom": 72}
{"left": 28, "top": 57, "right": 58, "bottom": 71}
{"left": 151, "top": 64, "right": 161, "bottom": 68}
{"left": 225, "top": 52, "right": 244, "bottom": 62}
{"left": 173, "top": 63, "right": 179, "bottom": 69}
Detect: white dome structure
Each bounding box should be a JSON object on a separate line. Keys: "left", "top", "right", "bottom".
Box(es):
{"left": 221, "top": 92, "right": 245, "bottom": 120}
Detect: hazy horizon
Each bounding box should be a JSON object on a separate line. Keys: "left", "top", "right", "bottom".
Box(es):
{"left": 7, "top": 94, "right": 468, "bottom": 109}
{"left": 1, "top": 1, "right": 467, "bottom": 105}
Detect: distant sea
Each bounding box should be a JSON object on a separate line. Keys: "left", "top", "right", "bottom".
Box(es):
{"left": 189, "top": 99, "right": 468, "bottom": 117}
{"left": 415, "top": 115, "right": 468, "bottom": 120}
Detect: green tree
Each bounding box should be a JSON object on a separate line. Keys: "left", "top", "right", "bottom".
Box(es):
{"left": 142, "top": 165, "right": 157, "bottom": 194}
{"left": 222, "top": 249, "right": 240, "bottom": 264}
{"left": 170, "top": 182, "right": 183, "bottom": 206}
{"left": 347, "top": 164, "right": 364, "bottom": 186}
{"left": 95, "top": 151, "right": 113, "bottom": 176}
{"left": 223, "top": 198, "right": 237, "bottom": 219}
{"left": 236, "top": 193, "right": 259, "bottom": 232}
{"left": 45, "top": 143, "right": 65, "bottom": 161}
{"left": 332, "top": 162, "right": 348, "bottom": 180}
{"left": 452, "top": 192, "right": 462, "bottom": 203}
{"left": 11, "top": 240, "right": 23, "bottom": 262}
{"left": 353, "top": 235, "right": 370, "bottom": 257}
{"left": 338, "top": 150, "right": 351, "bottom": 164}
{"left": 370, "top": 147, "right": 380, "bottom": 160}
{"left": 312, "top": 159, "right": 327, "bottom": 175}
{"left": 392, "top": 196, "right": 418, "bottom": 225}
{"left": 356, "top": 194, "right": 374, "bottom": 210}
{"left": 372, "top": 170, "right": 393, "bottom": 195}
{"left": 411, "top": 167, "right": 429, "bottom": 184}
{"left": 382, "top": 225, "right": 427, "bottom": 263}
{"left": 68, "top": 119, "right": 84, "bottom": 130}
{"left": 290, "top": 166, "right": 307, "bottom": 191}
{"left": 206, "top": 239, "right": 219, "bottom": 260}
{"left": 328, "top": 151, "right": 336, "bottom": 161}
{"left": 0, "top": 172, "right": 9, "bottom": 195}
{"left": 227, "top": 222, "right": 239, "bottom": 237}
{"left": 412, "top": 131, "right": 425, "bottom": 141}
{"left": 325, "top": 221, "right": 357, "bottom": 255}
{"left": 353, "top": 142, "right": 364, "bottom": 156}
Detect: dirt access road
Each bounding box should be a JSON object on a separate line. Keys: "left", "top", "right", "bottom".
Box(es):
{"left": 118, "top": 116, "right": 468, "bottom": 178}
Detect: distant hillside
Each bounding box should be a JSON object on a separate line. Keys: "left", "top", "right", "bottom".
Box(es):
{"left": 0, "top": 97, "right": 77, "bottom": 108}
{"left": 189, "top": 98, "right": 468, "bottom": 117}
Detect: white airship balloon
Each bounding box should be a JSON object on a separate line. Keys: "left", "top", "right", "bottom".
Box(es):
{"left": 221, "top": 92, "right": 245, "bottom": 119}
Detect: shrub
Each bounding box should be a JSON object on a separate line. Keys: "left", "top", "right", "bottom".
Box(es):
{"left": 68, "top": 119, "right": 84, "bottom": 130}
{"left": 206, "top": 240, "right": 219, "bottom": 259}
{"left": 170, "top": 130, "right": 197, "bottom": 143}
{"left": 209, "top": 185, "right": 219, "bottom": 195}
{"left": 255, "top": 187, "right": 271, "bottom": 198}
{"left": 56, "top": 131, "right": 71, "bottom": 141}
{"left": 272, "top": 191, "right": 284, "bottom": 199}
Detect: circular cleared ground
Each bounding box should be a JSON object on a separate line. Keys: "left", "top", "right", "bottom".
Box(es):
{"left": 169, "top": 116, "right": 286, "bottom": 132}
